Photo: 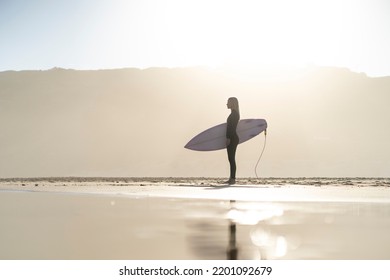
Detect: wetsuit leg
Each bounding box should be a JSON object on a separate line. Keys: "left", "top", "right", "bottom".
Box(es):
{"left": 227, "top": 138, "right": 238, "bottom": 179}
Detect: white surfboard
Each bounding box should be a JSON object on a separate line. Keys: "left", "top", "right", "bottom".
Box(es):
{"left": 185, "top": 119, "right": 267, "bottom": 151}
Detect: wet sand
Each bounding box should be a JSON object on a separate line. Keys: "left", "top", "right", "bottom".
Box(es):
{"left": 1, "top": 178, "right": 390, "bottom": 259}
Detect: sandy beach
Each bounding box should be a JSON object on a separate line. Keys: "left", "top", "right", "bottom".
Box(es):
{"left": 1, "top": 177, "right": 390, "bottom": 260}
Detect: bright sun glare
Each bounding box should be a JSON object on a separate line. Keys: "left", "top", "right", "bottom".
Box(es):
{"left": 115, "top": 0, "right": 362, "bottom": 70}
{"left": 1, "top": 0, "right": 388, "bottom": 75}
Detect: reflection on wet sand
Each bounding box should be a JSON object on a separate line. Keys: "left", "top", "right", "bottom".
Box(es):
{"left": 188, "top": 199, "right": 288, "bottom": 260}
{"left": 1, "top": 189, "right": 390, "bottom": 259}
{"left": 188, "top": 199, "right": 390, "bottom": 260}
{"left": 227, "top": 200, "right": 238, "bottom": 260}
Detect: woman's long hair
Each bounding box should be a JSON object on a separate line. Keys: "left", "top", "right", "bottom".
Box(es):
{"left": 229, "top": 97, "right": 240, "bottom": 116}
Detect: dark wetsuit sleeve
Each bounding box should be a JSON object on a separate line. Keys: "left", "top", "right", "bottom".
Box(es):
{"left": 226, "top": 110, "right": 239, "bottom": 139}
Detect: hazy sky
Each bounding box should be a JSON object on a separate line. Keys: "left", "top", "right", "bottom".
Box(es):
{"left": 1, "top": 0, "right": 390, "bottom": 76}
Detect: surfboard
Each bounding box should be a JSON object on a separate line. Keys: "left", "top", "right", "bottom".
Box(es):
{"left": 185, "top": 119, "right": 267, "bottom": 151}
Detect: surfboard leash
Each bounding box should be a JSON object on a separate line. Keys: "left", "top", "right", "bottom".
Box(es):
{"left": 255, "top": 129, "right": 267, "bottom": 179}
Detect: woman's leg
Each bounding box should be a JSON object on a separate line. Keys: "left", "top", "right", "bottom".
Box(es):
{"left": 227, "top": 141, "right": 238, "bottom": 179}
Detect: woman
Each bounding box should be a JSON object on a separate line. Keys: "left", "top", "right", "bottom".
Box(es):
{"left": 226, "top": 97, "right": 240, "bottom": 185}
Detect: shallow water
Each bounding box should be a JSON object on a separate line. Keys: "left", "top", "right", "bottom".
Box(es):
{"left": 1, "top": 187, "right": 390, "bottom": 259}
{"left": 186, "top": 199, "right": 390, "bottom": 259}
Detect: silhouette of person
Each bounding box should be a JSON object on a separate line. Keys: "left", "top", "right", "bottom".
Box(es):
{"left": 226, "top": 97, "right": 240, "bottom": 185}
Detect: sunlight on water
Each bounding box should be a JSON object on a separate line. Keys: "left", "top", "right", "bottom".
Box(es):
{"left": 226, "top": 202, "right": 284, "bottom": 225}
{"left": 274, "top": 236, "right": 288, "bottom": 257}
{"left": 250, "top": 228, "right": 271, "bottom": 247}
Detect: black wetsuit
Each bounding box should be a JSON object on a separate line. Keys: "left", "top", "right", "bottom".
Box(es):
{"left": 226, "top": 110, "right": 240, "bottom": 179}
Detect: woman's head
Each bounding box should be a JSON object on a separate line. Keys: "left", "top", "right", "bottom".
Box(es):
{"left": 227, "top": 97, "right": 239, "bottom": 112}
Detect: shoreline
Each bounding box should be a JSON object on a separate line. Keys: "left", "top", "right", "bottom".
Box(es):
{"left": 1, "top": 178, "right": 390, "bottom": 260}
{"left": 1, "top": 178, "right": 390, "bottom": 203}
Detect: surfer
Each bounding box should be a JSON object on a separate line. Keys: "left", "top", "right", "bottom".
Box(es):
{"left": 226, "top": 97, "right": 240, "bottom": 185}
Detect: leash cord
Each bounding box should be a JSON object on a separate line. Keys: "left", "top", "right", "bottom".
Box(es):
{"left": 255, "top": 130, "right": 267, "bottom": 179}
